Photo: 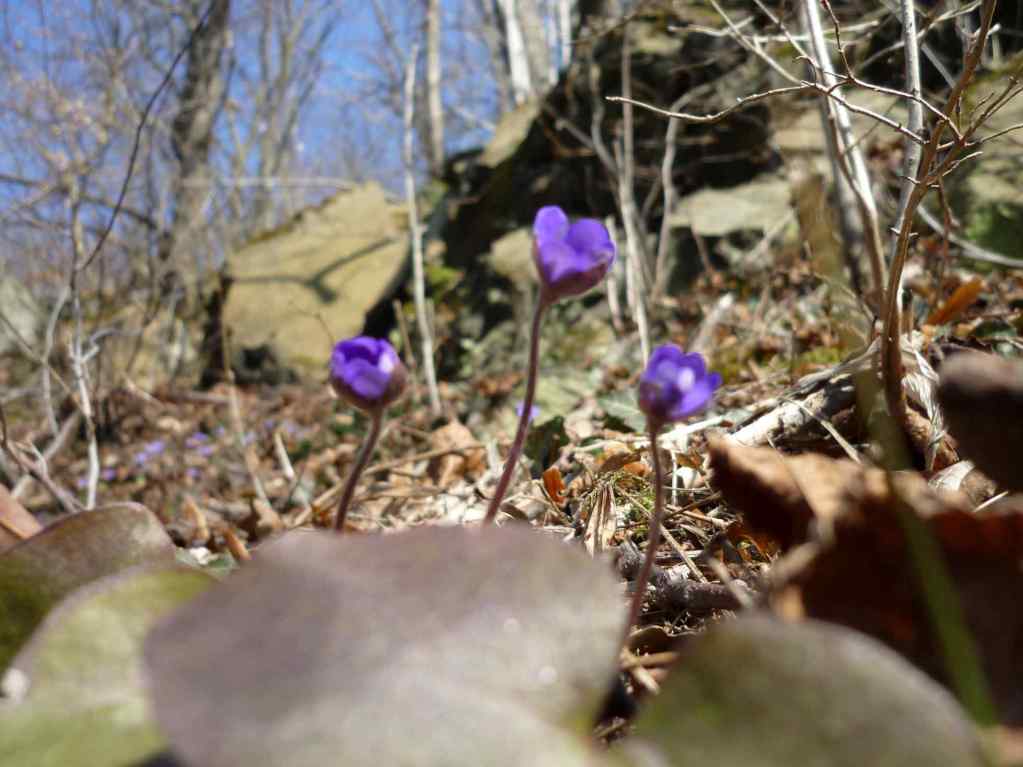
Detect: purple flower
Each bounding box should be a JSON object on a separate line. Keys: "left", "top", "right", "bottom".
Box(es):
{"left": 533, "top": 206, "right": 615, "bottom": 302}
{"left": 515, "top": 402, "right": 539, "bottom": 423}
{"left": 185, "top": 431, "right": 210, "bottom": 449}
{"left": 143, "top": 439, "right": 166, "bottom": 455}
{"left": 329, "top": 336, "right": 408, "bottom": 412}
{"left": 638, "top": 345, "right": 721, "bottom": 425}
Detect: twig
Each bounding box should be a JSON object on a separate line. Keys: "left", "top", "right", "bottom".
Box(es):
{"left": 880, "top": 0, "right": 999, "bottom": 463}
{"left": 916, "top": 205, "right": 1022, "bottom": 268}
{"left": 221, "top": 335, "right": 280, "bottom": 530}
{"left": 80, "top": 1, "right": 218, "bottom": 272}
{"left": 652, "top": 93, "right": 687, "bottom": 299}
{"left": 403, "top": 43, "right": 442, "bottom": 416}
{"left": 892, "top": 0, "right": 925, "bottom": 251}
{"left": 392, "top": 299, "right": 421, "bottom": 403}
{"left": 614, "top": 147, "right": 651, "bottom": 364}
{"left": 801, "top": 0, "right": 886, "bottom": 298}
{"left": 0, "top": 401, "right": 81, "bottom": 515}
{"left": 618, "top": 540, "right": 749, "bottom": 613}
{"left": 11, "top": 412, "right": 81, "bottom": 500}
{"left": 66, "top": 177, "right": 100, "bottom": 510}
{"left": 605, "top": 216, "right": 626, "bottom": 334}
{"left": 40, "top": 285, "right": 69, "bottom": 436}
{"left": 609, "top": 82, "right": 925, "bottom": 146}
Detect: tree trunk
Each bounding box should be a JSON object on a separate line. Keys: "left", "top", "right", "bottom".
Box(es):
{"left": 425, "top": 0, "right": 445, "bottom": 177}
{"left": 166, "top": 0, "right": 231, "bottom": 290}
{"left": 497, "top": 0, "right": 533, "bottom": 104}
{"left": 518, "top": 0, "right": 552, "bottom": 89}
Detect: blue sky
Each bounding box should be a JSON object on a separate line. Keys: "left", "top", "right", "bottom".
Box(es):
{"left": 0, "top": 0, "right": 504, "bottom": 276}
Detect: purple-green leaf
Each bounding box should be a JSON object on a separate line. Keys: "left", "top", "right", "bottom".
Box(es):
{"left": 618, "top": 614, "right": 988, "bottom": 767}
{"left": 0, "top": 506, "right": 175, "bottom": 671}
{"left": 145, "top": 526, "right": 623, "bottom": 767}
{"left": 0, "top": 565, "right": 213, "bottom": 767}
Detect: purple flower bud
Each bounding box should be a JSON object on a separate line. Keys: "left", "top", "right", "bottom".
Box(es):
{"left": 329, "top": 336, "right": 408, "bottom": 412}
{"left": 638, "top": 345, "right": 721, "bottom": 425}
{"left": 533, "top": 206, "right": 615, "bottom": 303}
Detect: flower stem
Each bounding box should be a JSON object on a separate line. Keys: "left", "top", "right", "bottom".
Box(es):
{"left": 623, "top": 419, "right": 665, "bottom": 644}
{"left": 483, "top": 295, "right": 549, "bottom": 524}
{"left": 334, "top": 410, "right": 383, "bottom": 533}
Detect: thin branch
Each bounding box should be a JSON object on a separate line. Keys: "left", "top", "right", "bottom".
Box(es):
{"left": 608, "top": 83, "right": 925, "bottom": 146}
{"left": 403, "top": 43, "right": 442, "bottom": 416}
{"left": 80, "top": 1, "right": 217, "bottom": 273}
{"left": 879, "top": 0, "right": 999, "bottom": 460}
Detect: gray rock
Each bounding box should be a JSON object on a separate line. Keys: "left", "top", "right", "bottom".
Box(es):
{"left": 222, "top": 183, "right": 409, "bottom": 377}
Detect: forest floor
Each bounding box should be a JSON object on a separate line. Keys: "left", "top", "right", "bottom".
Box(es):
{"left": 8, "top": 249, "right": 1023, "bottom": 752}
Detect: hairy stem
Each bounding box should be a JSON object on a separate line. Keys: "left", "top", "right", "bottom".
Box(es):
{"left": 623, "top": 419, "right": 666, "bottom": 644}
{"left": 334, "top": 410, "right": 383, "bottom": 533}
{"left": 482, "top": 295, "right": 549, "bottom": 524}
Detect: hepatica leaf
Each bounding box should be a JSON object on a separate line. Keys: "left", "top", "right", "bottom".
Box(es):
{"left": 144, "top": 525, "right": 623, "bottom": 767}
{"left": 618, "top": 614, "right": 988, "bottom": 767}
{"left": 0, "top": 506, "right": 175, "bottom": 670}
{"left": 0, "top": 565, "right": 213, "bottom": 767}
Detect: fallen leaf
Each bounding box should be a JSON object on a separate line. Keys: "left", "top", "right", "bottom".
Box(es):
{"left": 0, "top": 483, "right": 42, "bottom": 554}
{"left": 542, "top": 466, "right": 566, "bottom": 507}
{"left": 927, "top": 277, "right": 984, "bottom": 326}
{"left": 582, "top": 484, "right": 617, "bottom": 556}
{"left": 428, "top": 420, "right": 485, "bottom": 487}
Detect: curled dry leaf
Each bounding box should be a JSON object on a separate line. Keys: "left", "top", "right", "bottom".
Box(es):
{"left": 542, "top": 466, "right": 566, "bottom": 507}
{"left": 938, "top": 351, "right": 1023, "bottom": 492}
{"left": 926, "top": 277, "right": 984, "bottom": 326}
{"left": 427, "top": 420, "right": 485, "bottom": 487}
{"left": 708, "top": 436, "right": 1023, "bottom": 726}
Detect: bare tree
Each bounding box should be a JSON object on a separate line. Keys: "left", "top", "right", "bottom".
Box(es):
{"left": 165, "top": 0, "right": 231, "bottom": 296}
{"left": 425, "top": 0, "right": 446, "bottom": 177}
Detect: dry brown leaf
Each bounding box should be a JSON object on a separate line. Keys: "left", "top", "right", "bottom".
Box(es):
{"left": 0, "top": 483, "right": 43, "bottom": 553}
{"left": 582, "top": 484, "right": 617, "bottom": 556}
{"left": 427, "top": 420, "right": 485, "bottom": 488}
{"left": 542, "top": 466, "right": 566, "bottom": 507}
{"left": 926, "top": 277, "right": 984, "bottom": 326}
